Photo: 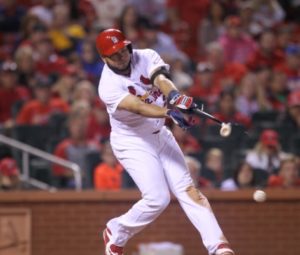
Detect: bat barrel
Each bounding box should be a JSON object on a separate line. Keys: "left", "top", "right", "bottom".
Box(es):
{"left": 192, "top": 107, "right": 223, "bottom": 125}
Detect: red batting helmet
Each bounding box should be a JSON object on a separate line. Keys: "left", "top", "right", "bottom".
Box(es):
{"left": 96, "top": 29, "right": 132, "bottom": 57}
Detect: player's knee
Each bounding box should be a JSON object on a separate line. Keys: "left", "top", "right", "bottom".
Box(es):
{"left": 145, "top": 192, "right": 170, "bottom": 212}
{"left": 157, "top": 192, "right": 171, "bottom": 210}
{"left": 185, "top": 186, "right": 212, "bottom": 209}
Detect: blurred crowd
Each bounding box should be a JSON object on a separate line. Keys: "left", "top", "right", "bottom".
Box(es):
{"left": 0, "top": 0, "right": 300, "bottom": 191}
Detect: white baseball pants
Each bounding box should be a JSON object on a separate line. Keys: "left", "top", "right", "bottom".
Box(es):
{"left": 108, "top": 126, "right": 228, "bottom": 254}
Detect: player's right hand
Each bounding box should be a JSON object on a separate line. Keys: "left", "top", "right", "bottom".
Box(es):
{"left": 167, "top": 109, "right": 192, "bottom": 129}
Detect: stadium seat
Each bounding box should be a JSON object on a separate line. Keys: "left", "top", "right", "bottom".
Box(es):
{"left": 11, "top": 125, "right": 57, "bottom": 184}
{"left": 252, "top": 122, "right": 294, "bottom": 152}
{"left": 252, "top": 111, "right": 279, "bottom": 124}
{"left": 84, "top": 150, "right": 102, "bottom": 188}
{"left": 48, "top": 112, "right": 68, "bottom": 139}
{"left": 122, "top": 170, "right": 137, "bottom": 189}
{"left": 12, "top": 124, "right": 55, "bottom": 151}
{"left": 253, "top": 168, "right": 270, "bottom": 188}
{"left": 290, "top": 135, "right": 300, "bottom": 155}
{"left": 200, "top": 135, "right": 240, "bottom": 170}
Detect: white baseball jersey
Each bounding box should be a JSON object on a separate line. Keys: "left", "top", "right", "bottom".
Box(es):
{"left": 98, "top": 48, "right": 232, "bottom": 255}
{"left": 98, "top": 49, "right": 169, "bottom": 136}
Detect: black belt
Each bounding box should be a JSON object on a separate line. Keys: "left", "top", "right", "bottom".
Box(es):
{"left": 152, "top": 130, "right": 160, "bottom": 134}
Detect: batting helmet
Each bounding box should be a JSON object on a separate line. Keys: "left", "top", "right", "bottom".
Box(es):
{"left": 96, "top": 29, "right": 132, "bottom": 57}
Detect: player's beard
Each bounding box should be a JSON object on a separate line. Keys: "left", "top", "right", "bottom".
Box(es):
{"left": 108, "top": 59, "right": 131, "bottom": 76}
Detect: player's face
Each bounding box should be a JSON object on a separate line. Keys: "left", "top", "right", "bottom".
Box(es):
{"left": 104, "top": 47, "right": 131, "bottom": 71}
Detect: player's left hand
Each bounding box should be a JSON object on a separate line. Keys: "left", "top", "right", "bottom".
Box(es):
{"left": 167, "top": 109, "right": 194, "bottom": 129}
{"left": 168, "top": 90, "right": 194, "bottom": 111}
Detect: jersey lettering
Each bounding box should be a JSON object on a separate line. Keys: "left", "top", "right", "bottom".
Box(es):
{"left": 128, "top": 86, "right": 136, "bottom": 95}
{"left": 127, "top": 85, "right": 163, "bottom": 105}
{"left": 140, "top": 75, "right": 151, "bottom": 85}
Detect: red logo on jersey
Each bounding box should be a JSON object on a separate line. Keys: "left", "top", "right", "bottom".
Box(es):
{"left": 128, "top": 86, "right": 136, "bottom": 95}
{"left": 140, "top": 75, "right": 151, "bottom": 85}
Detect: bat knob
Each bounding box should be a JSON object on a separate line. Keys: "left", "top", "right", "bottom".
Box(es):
{"left": 220, "top": 123, "right": 232, "bottom": 137}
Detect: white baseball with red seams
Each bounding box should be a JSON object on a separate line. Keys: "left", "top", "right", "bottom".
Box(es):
{"left": 99, "top": 49, "right": 233, "bottom": 255}
{"left": 253, "top": 190, "right": 267, "bottom": 202}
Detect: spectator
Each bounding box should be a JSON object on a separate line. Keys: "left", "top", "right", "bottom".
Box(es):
{"left": 51, "top": 65, "right": 79, "bottom": 103}
{"left": 18, "top": 22, "right": 52, "bottom": 67}
{"left": 166, "top": 0, "right": 210, "bottom": 59}
{"left": 268, "top": 156, "right": 300, "bottom": 188}
{"left": 0, "top": 157, "right": 20, "bottom": 190}
{"left": 246, "top": 129, "right": 289, "bottom": 174}
{"left": 16, "top": 79, "right": 69, "bottom": 125}
{"left": 14, "top": 45, "right": 36, "bottom": 88}
{"left": 278, "top": 0, "right": 300, "bottom": 22}
{"left": 185, "top": 155, "right": 212, "bottom": 189}
{"left": 34, "top": 37, "right": 68, "bottom": 77}
{"left": 221, "top": 161, "right": 256, "bottom": 191}
{"left": 252, "top": 0, "right": 285, "bottom": 29}
{"left": 246, "top": 29, "right": 284, "bottom": 71}
{"left": 94, "top": 140, "right": 123, "bottom": 190}
{"left": 76, "top": 0, "right": 97, "bottom": 29}
{"left": 235, "top": 72, "right": 259, "bottom": 117}
{"left": 117, "top": 4, "right": 142, "bottom": 45}
{"left": 71, "top": 80, "right": 111, "bottom": 142}
{"left": 49, "top": 3, "right": 85, "bottom": 55}
{"left": 0, "top": 60, "right": 30, "bottom": 128}
{"left": 277, "top": 90, "right": 300, "bottom": 133}
{"left": 53, "top": 111, "right": 100, "bottom": 189}
{"left": 19, "top": 14, "right": 44, "bottom": 43}
{"left": 265, "top": 71, "right": 289, "bottom": 112}
{"left": 198, "top": 0, "right": 226, "bottom": 56}
{"left": 88, "top": 0, "right": 126, "bottom": 29}
{"left": 0, "top": 0, "right": 27, "bottom": 33}
{"left": 78, "top": 39, "right": 104, "bottom": 83}
{"left": 201, "top": 148, "right": 225, "bottom": 188}
{"left": 129, "top": 0, "right": 167, "bottom": 25}
{"left": 206, "top": 42, "right": 248, "bottom": 91}
{"left": 275, "top": 25, "right": 294, "bottom": 54}
{"left": 238, "top": 1, "right": 264, "bottom": 37}
{"left": 211, "top": 89, "right": 252, "bottom": 129}
{"left": 0, "top": 1, "right": 27, "bottom": 60}
{"left": 28, "top": 0, "right": 55, "bottom": 27}
{"left": 255, "top": 70, "right": 289, "bottom": 113}
{"left": 162, "top": 6, "right": 190, "bottom": 59}
{"left": 169, "top": 57, "right": 193, "bottom": 92}
{"left": 139, "top": 19, "right": 187, "bottom": 64}
{"left": 254, "top": 65, "right": 274, "bottom": 111}
{"left": 188, "top": 62, "right": 220, "bottom": 112}
{"left": 219, "top": 16, "right": 257, "bottom": 64}
{"left": 275, "top": 44, "right": 300, "bottom": 92}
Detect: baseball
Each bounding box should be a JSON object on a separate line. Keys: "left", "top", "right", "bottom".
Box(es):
{"left": 220, "top": 123, "right": 231, "bottom": 137}
{"left": 253, "top": 190, "right": 267, "bottom": 203}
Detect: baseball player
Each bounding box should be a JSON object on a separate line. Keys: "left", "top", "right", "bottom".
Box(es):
{"left": 96, "top": 28, "right": 234, "bottom": 255}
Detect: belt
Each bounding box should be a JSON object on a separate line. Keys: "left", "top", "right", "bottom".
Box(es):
{"left": 152, "top": 130, "right": 160, "bottom": 134}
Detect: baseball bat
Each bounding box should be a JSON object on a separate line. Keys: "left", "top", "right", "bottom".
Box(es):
{"left": 191, "top": 104, "right": 248, "bottom": 136}
{"left": 192, "top": 105, "right": 222, "bottom": 125}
